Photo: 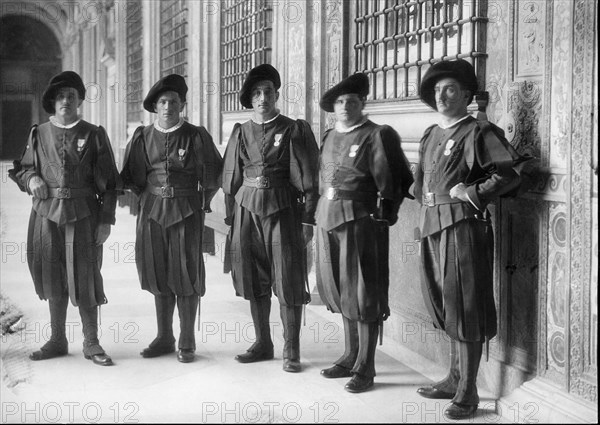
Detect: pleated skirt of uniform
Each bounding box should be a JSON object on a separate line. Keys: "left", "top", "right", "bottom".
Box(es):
{"left": 228, "top": 203, "right": 309, "bottom": 306}
{"left": 315, "top": 216, "right": 388, "bottom": 323}
{"left": 26, "top": 209, "right": 106, "bottom": 307}
{"left": 135, "top": 210, "right": 205, "bottom": 297}
{"left": 420, "top": 218, "right": 497, "bottom": 342}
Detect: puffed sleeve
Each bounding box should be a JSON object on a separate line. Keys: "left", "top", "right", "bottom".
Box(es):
{"left": 93, "top": 126, "right": 122, "bottom": 225}
{"left": 370, "top": 125, "right": 414, "bottom": 201}
{"left": 193, "top": 126, "right": 223, "bottom": 211}
{"left": 221, "top": 123, "right": 243, "bottom": 222}
{"left": 9, "top": 125, "right": 39, "bottom": 193}
{"left": 289, "top": 119, "right": 320, "bottom": 225}
{"left": 120, "top": 125, "right": 147, "bottom": 197}
{"left": 464, "top": 122, "right": 531, "bottom": 210}
{"left": 369, "top": 125, "right": 414, "bottom": 225}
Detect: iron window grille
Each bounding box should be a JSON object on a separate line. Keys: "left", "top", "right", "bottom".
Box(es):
{"left": 221, "top": 0, "right": 273, "bottom": 112}
{"left": 160, "top": 0, "right": 188, "bottom": 78}
{"left": 354, "top": 0, "right": 487, "bottom": 101}
{"left": 126, "top": 0, "right": 143, "bottom": 123}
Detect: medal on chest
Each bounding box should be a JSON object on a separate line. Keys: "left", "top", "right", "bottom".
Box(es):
{"left": 178, "top": 148, "right": 186, "bottom": 162}
{"left": 443, "top": 139, "right": 455, "bottom": 156}
{"left": 273, "top": 134, "right": 282, "bottom": 147}
{"left": 349, "top": 144, "right": 359, "bottom": 158}
{"left": 77, "top": 139, "right": 86, "bottom": 152}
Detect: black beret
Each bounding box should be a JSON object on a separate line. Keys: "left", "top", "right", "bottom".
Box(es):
{"left": 420, "top": 59, "right": 478, "bottom": 110}
{"left": 239, "top": 64, "right": 281, "bottom": 109}
{"left": 42, "top": 71, "right": 86, "bottom": 114}
{"left": 319, "top": 73, "right": 369, "bottom": 113}
{"left": 143, "top": 74, "right": 188, "bottom": 113}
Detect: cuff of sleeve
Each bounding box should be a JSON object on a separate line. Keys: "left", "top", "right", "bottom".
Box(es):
{"left": 25, "top": 174, "right": 38, "bottom": 195}
{"left": 466, "top": 185, "right": 484, "bottom": 211}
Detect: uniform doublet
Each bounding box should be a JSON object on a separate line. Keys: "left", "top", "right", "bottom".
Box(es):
{"left": 14, "top": 120, "right": 120, "bottom": 307}
{"left": 315, "top": 120, "right": 413, "bottom": 323}
{"left": 413, "top": 115, "right": 524, "bottom": 342}
{"left": 221, "top": 114, "right": 319, "bottom": 305}
{"left": 121, "top": 120, "right": 223, "bottom": 297}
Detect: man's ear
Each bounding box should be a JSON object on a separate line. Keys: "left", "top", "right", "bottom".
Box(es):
{"left": 275, "top": 91, "right": 280, "bottom": 102}
{"left": 179, "top": 102, "right": 186, "bottom": 113}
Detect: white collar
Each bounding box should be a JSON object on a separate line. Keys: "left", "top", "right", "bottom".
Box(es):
{"left": 50, "top": 116, "right": 81, "bottom": 129}
{"left": 251, "top": 112, "right": 280, "bottom": 125}
{"left": 154, "top": 118, "right": 184, "bottom": 133}
{"left": 335, "top": 115, "right": 369, "bottom": 133}
{"left": 438, "top": 114, "right": 472, "bottom": 130}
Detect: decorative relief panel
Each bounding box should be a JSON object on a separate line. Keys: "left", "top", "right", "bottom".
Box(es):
{"left": 514, "top": 0, "right": 545, "bottom": 78}
{"left": 568, "top": 0, "right": 596, "bottom": 403}
{"left": 506, "top": 80, "right": 542, "bottom": 159}
{"left": 549, "top": 0, "right": 572, "bottom": 168}
{"left": 546, "top": 203, "right": 568, "bottom": 376}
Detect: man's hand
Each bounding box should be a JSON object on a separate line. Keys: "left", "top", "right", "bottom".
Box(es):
{"left": 95, "top": 223, "right": 111, "bottom": 246}
{"left": 302, "top": 224, "right": 314, "bottom": 247}
{"left": 449, "top": 182, "right": 469, "bottom": 202}
{"left": 28, "top": 175, "right": 48, "bottom": 199}
{"left": 380, "top": 302, "right": 390, "bottom": 321}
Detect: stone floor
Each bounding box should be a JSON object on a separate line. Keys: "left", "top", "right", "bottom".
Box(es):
{"left": 0, "top": 162, "right": 502, "bottom": 423}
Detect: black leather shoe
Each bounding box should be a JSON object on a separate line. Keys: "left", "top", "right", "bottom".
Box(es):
{"left": 283, "top": 358, "right": 301, "bottom": 373}
{"left": 235, "top": 347, "right": 274, "bottom": 363}
{"left": 29, "top": 347, "right": 68, "bottom": 361}
{"left": 417, "top": 385, "right": 456, "bottom": 399}
{"left": 84, "top": 353, "right": 114, "bottom": 366}
{"left": 344, "top": 374, "right": 374, "bottom": 393}
{"left": 140, "top": 344, "right": 175, "bottom": 358}
{"left": 321, "top": 365, "right": 353, "bottom": 379}
{"left": 177, "top": 349, "right": 195, "bottom": 363}
{"left": 444, "top": 403, "right": 477, "bottom": 420}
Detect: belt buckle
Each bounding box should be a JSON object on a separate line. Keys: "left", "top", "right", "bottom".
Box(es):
{"left": 423, "top": 192, "right": 435, "bottom": 207}
{"left": 57, "top": 188, "right": 71, "bottom": 199}
{"left": 161, "top": 186, "right": 174, "bottom": 198}
{"left": 256, "top": 176, "right": 270, "bottom": 189}
{"left": 325, "top": 187, "right": 338, "bottom": 201}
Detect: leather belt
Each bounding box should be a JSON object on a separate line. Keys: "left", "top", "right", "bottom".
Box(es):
{"left": 242, "top": 176, "right": 288, "bottom": 189}
{"left": 146, "top": 185, "right": 199, "bottom": 198}
{"left": 47, "top": 187, "right": 95, "bottom": 199}
{"left": 422, "top": 192, "right": 463, "bottom": 207}
{"left": 321, "top": 187, "right": 377, "bottom": 202}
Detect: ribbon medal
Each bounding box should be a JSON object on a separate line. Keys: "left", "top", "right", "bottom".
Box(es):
{"left": 77, "top": 139, "right": 86, "bottom": 152}
{"left": 444, "top": 139, "right": 455, "bottom": 156}
{"left": 349, "top": 144, "right": 359, "bottom": 158}
{"left": 178, "top": 148, "right": 186, "bottom": 162}
{"left": 274, "top": 134, "right": 282, "bottom": 147}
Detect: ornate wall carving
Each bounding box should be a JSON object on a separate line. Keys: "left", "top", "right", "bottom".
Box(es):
{"left": 568, "top": 0, "right": 596, "bottom": 403}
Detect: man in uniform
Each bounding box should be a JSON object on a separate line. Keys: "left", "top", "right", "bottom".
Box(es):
{"left": 121, "top": 74, "right": 223, "bottom": 363}
{"left": 315, "top": 73, "right": 413, "bottom": 392}
{"left": 221, "top": 64, "right": 319, "bottom": 373}
{"left": 10, "top": 71, "right": 120, "bottom": 366}
{"left": 413, "top": 59, "right": 529, "bottom": 419}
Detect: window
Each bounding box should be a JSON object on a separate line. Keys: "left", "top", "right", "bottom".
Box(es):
{"left": 160, "top": 0, "right": 188, "bottom": 77}
{"left": 353, "top": 0, "right": 487, "bottom": 101}
{"left": 126, "top": 0, "right": 143, "bottom": 123}
{"left": 221, "top": 0, "right": 273, "bottom": 112}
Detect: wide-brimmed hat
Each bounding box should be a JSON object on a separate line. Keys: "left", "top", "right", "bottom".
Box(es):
{"left": 239, "top": 64, "right": 281, "bottom": 109}
{"left": 143, "top": 74, "right": 188, "bottom": 113}
{"left": 42, "top": 71, "right": 86, "bottom": 114}
{"left": 420, "top": 59, "right": 478, "bottom": 110}
{"left": 319, "top": 73, "right": 369, "bottom": 113}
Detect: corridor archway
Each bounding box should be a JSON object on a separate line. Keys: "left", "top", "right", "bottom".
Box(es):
{"left": 0, "top": 14, "right": 61, "bottom": 159}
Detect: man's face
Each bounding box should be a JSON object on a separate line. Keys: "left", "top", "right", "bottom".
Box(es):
{"left": 154, "top": 91, "right": 184, "bottom": 129}
{"left": 54, "top": 87, "right": 81, "bottom": 123}
{"left": 250, "top": 80, "right": 278, "bottom": 116}
{"left": 434, "top": 77, "right": 471, "bottom": 117}
{"left": 333, "top": 93, "right": 365, "bottom": 127}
